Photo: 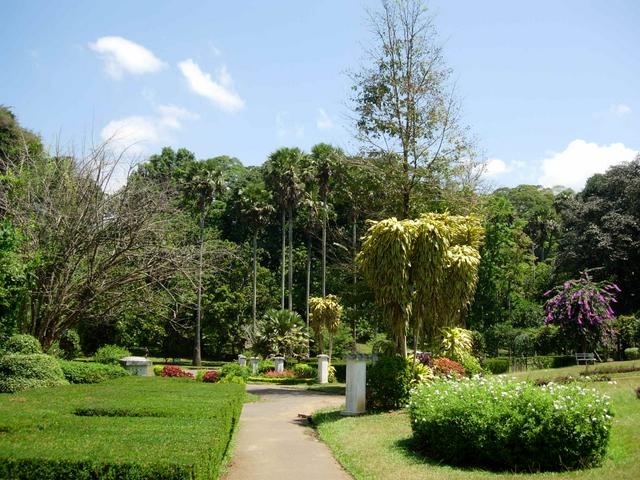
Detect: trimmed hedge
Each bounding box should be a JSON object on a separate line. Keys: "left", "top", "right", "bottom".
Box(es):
{"left": 58, "top": 360, "right": 128, "bottom": 384}
{"left": 0, "top": 377, "right": 245, "bottom": 479}
{"left": 0, "top": 353, "right": 68, "bottom": 393}
{"left": 625, "top": 347, "right": 640, "bottom": 360}
{"left": 4, "top": 334, "right": 42, "bottom": 354}
{"left": 220, "top": 362, "right": 249, "bottom": 380}
{"left": 248, "top": 376, "right": 314, "bottom": 385}
{"left": 484, "top": 357, "right": 509, "bottom": 374}
{"left": 409, "top": 377, "right": 612, "bottom": 471}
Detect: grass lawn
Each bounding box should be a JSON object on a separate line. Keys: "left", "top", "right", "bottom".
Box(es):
{"left": 0, "top": 376, "right": 245, "bottom": 480}
{"left": 313, "top": 369, "right": 640, "bottom": 480}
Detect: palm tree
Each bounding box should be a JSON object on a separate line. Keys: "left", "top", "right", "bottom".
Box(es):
{"left": 263, "top": 147, "right": 304, "bottom": 311}
{"left": 188, "top": 166, "right": 225, "bottom": 366}
{"left": 310, "top": 144, "right": 342, "bottom": 298}
{"left": 237, "top": 179, "right": 273, "bottom": 333}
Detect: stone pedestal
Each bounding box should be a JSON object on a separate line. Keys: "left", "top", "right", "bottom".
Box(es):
{"left": 250, "top": 357, "right": 259, "bottom": 375}
{"left": 273, "top": 356, "right": 285, "bottom": 373}
{"left": 119, "top": 356, "right": 152, "bottom": 377}
{"left": 238, "top": 354, "right": 247, "bottom": 367}
{"left": 317, "top": 354, "right": 329, "bottom": 384}
{"left": 342, "top": 354, "right": 368, "bottom": 416}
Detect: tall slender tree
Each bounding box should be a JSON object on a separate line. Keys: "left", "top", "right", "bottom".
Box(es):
{"left": 263, "top": 148, "right": 304, "bottom": 311}
{"left": 351, "top": 0, "right": 470, "bottom": 218}
{"left": 188, "top": 166, "right": 225, "bottom": 366}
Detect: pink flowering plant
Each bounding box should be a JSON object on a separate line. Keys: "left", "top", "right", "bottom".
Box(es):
{"left": 544, "top": 271, "right": 619, "bottom": 351}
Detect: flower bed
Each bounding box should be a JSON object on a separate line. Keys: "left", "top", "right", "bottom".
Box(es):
{"left": 408, "top": 377, "right": 613, "bottom": 471}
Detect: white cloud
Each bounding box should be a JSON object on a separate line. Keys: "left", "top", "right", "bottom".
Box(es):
{"left": 89, "top": 36, "right": 166, "bottom": 79}
{"left": 178, "top": 59, "right": 245, "bottom": 112}
{"left": 276, "top": 112, "right": 304, "bottom": 139}
{"left": 610, "top": 104, "right": 632, "bottom": 116}
{"left": 100, "top": 104, "right": 197, "bottom": 155}
{"left": 538, "top": 139, "right": 638, "bottom": 190}
{"left": 316, "top": 108, "right": 333, "bottom": 130}
{"left": 484, "top": 158, "right": 508, "bottom": 176}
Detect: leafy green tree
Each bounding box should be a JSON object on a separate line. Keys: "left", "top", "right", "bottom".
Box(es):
{"left": 351, "top": 0, "right": 471, "bottom": 218}
{"left": 357, "top": 214, "right": 483, "bottom": 355}
{"left": 250, "top": 309, "right": 309, "bottom": 359}
{"left": 0, "top": 221, "right": 29, "bottom": 340}
{"left": 556, "top": 158, "right": 640, "bottom": 313}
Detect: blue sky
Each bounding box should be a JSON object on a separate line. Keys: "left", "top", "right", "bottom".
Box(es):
{"left": 1, "top": 0, "right": 638, "bottom": 191}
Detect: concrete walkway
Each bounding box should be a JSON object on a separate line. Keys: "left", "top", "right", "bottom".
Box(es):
{"left": 223, "top": 384, "right": 352, "bottom": 480}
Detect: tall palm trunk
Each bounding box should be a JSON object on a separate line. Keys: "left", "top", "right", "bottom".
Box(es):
{"left": 306, "top": 237, "right": 311, "bottom": 329}
{"left": 288, "top": 205, "right": 293, "bottom": 311}
{"left": 252, "top": 231, "right": 257, "bottom": 333}
{"left": 352, "top": 214, "right": 358, "bottom": 345}
{"left": 322, "top": 196, "right": 327, "bottom": 298}
{"left": 193, "top": 203, "right": 205, "bottom": 366}
{"left": 280, "top": 209, "right": 286, "bottom": 310}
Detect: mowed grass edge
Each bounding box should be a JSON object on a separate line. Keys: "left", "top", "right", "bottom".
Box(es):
{"left": 313, "top": 373, "right": 640, "bottom": 480}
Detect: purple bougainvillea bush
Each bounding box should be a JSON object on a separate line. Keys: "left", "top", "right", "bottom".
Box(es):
{"left": 544, "top": 271, "right": 620, "bottom": 350}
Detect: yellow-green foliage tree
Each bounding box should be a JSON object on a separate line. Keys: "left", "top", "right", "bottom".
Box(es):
{"left": 357, "top": 213, "right": 483, "bottom": 356}
{"left": 309, "top": 294, "right": 343, "bottom": 358}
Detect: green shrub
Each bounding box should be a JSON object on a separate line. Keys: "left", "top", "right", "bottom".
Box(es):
{"left": 409, "top": 377, "right": 612, "bottom": 471}
{"left": 457, "top": 354, "right": 483, "bottom": 376}
{"left": 220, "top": 362, "right": 249, "bottom": 380}
{"left": 625, "top": 347, "right": 640, "bottom": 360}
{"left": 219, "top": 374, "right": 246, "bottom": 385}
{"left": 153, "top": 365, "right": 164, "bottom": 376}
{"left": 328, "top": 365, "right": 337, "bottom": 383}
{"left": 332, "top": 362, "right": 346, "bottom": 382}
{"left": 484, "top": 357, "right": 509, "bottom": 374}
{"left": 5, "top": 334, "right": 42, "bottom": 354}
{"left": 257, "top": 359, "right": 274, "bottom": 374}
{"left": 94, "top": 345, "right": 131, "bottom": 365}
{"left": 293, "top": 363, "right": 316, "bottom": 378}
{"left": 366, "top": 356, "right": 412, "bottom": 410}
{"left": 0, "top": 353, "right": 68, "bottom": 392}
{"left": 58, "top": 360, "right": 127, "bottom": 384}
{"left": 59, "top": 330, "right": 82, "bottom": 360}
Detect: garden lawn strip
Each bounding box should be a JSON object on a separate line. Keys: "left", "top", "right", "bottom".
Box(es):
{"left": 313, "top": 376, "right": 640, "bottom": 480}
{"left": 0, "top": 376, "right": 245, "bottom": 480}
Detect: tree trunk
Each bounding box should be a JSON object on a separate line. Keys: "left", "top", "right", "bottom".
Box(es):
{"left": 306, "top": 237, "right": 311, "bottom": 329}
{"left": 306, "top": 236, "right": 312, "bottom": 357}
{"left": 193, "top": 204, "right": 205, "bottom": 366}
{"left": 288, "top": 205, "right": 293, "bottom": 312}
{"left": 252, "top": 231, "right": 257, "bottom": 333}
{"left": 281, "top": 209, "right": 286, "bottom": 310}
{"left": 352, "top": 214, "right": 358, "bottom": 345}
{"left": 322, "top": 196, "right": 327, "bottom": 298}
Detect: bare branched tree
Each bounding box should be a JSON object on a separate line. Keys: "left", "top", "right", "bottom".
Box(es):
{"left": 0, "top": 141, "right": 195, "bottom": 349}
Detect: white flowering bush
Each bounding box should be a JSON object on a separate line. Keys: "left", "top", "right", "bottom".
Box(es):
{"left": 408, "top": 376, "right": 612, "bottom": 471}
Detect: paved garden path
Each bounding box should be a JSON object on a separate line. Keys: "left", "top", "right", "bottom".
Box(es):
{"left": 223, "top": 384, "right": 352, "bottom": 480}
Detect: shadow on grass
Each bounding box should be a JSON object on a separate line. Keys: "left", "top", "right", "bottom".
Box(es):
{"left": 394, "top": 437, "right": 452, "bottom": 468}
{"left": 307, "top": 385, "right": 346, "bottom": 395}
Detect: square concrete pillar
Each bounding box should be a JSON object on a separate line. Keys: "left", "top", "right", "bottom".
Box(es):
{"left": 119, "top": 356, "right": 153, "bottom": 376}
{"left": 317, "top": 354, "right": 329, "bottom": 384}
{"left": 273, "top": 356, "right": 285, "bottom": 373}
{"left": 250, "top": 357, "right": 259, "bottom": 375}
{"left": 238, "top": 354, "right": 247, "bottom": 367}
{"left": 342, "top": 354, "right": 368, "bottom": 415}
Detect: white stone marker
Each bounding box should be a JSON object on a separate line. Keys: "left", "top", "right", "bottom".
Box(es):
{"left": 317, "top": 354, "right": 329, "bottom": 384}
{"left": 119, "top": 356, "right": 152, "bottom": 376}
{"left": 342, "top": 354, "right": 368, "bottom": 415}
{"left": 274, "top": 356, "right": 285, "bottom": 373}
{"left": 250, "top": 357, "right": 259, "bottom": 375}
{"left": 238, "top": 354, "right": 247, "bottom": 367}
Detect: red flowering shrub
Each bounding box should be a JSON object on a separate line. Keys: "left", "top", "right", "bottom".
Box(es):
{"left": 161, "top": 365, "right": 194, "bottom": 378}
{"left": 203, "top": 370, "right": 220, "bottom": 383}
{"left": 432, "top": 357, "right": 465, "bottom": 378}
{"left": 263, "top": 369, "right": 296, "bottom": 378}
